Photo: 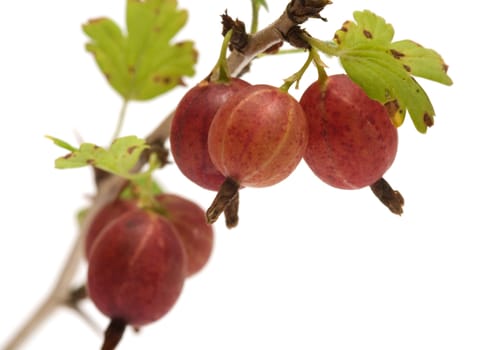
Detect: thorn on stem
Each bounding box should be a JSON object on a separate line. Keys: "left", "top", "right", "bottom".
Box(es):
{"left": 370, "top": 177, "right": 404, "bottom": 215}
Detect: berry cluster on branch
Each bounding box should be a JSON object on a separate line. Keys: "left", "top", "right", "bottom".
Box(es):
{"left": 4, "top": 0, "right": 453, "bottom": 348}
{"left": 2, "top": 1, "right": 335, "bottom": 349}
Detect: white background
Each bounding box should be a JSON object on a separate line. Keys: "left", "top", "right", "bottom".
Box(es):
{"left": 1, "top": 1, "right": 486, "bottom": 349}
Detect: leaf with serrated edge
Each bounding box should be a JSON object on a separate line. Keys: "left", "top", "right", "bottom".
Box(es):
{"left": 390, "top": 40, "right": 453, "bottom": 85}
{"left": 334, "top": 10, "right": 452, "bottom": 133}
{"left": 83, "top": 18, "right": 128, "bottom": 96}
{"left": 340, "top": 48, "right": 435, "bottom": 132}
{"left": 54, "top": 136, "right": 149, "bottom": 179}
{"left": 83, "top": 0, "right": 196, "bottom": 101}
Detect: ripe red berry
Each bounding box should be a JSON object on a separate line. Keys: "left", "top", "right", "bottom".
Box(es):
{"left": 170, "top": 78, "right": 251, "bottom": 191}
{"left": 155, "top": 193, "right": 214, "bottom": 277}
{"left": 207, "top": 84, "right": 309, "bottom": 187}
{"left": 84, "top": 198, "right": 138, "bottom": 259}
{"left": 300, "top": 74, "right": 398, "bottom": 189}
{"left": 87, "top": 208, "right": 186, "bottom": 327}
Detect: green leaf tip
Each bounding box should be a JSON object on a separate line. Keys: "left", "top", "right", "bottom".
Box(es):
{"left": 46, "top": 135, "right": 78, "bottom": 152}
{"left": 53, "top": 135, "right": 149, "bottom": 180}
{"left": 83, "top": 0, "right": 197, "bottom": 101}
{"left": 333, "top": 10, "right": 453, "bottom": 133}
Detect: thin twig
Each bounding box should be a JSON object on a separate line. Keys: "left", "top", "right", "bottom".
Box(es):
{"left": 3, "top": 175, "right": 127, "bottom": 350}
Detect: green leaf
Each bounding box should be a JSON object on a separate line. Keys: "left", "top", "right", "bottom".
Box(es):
{"left": 83, "top": 0, "right": 197, "bottom": 101}
{"left": 53, "top": 135, "right": 149, "bottom": 179}
{"left": 333, "top": 10, "right": 452, "bottom": 133}
{"left": 390, "top": 40, "right": 453, "bottom": 85}
{"left": 45, "top": 135, "right": 77, "bottom": 152}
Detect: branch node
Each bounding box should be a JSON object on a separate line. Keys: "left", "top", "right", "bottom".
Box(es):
{"left": 285, "top": 26, "right": 311, "bottom": 49}
{"left": 286, "top": 0, "right": 332, "bottom": 24}
{"left": 221, "top": 11, "right": 249, "bottom": 52}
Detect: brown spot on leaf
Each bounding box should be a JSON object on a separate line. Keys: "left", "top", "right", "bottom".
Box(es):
{"left": 153, "top": 75, "right": 172, "bottom": 85}
{"left": 423, "top": 113, "right": 434, "bottom": 127}
{"left": 442, "top": 63, "right": 449, "bottom": 73}
{"left": 127, "top": 146, "right": 137, "bottom": 154}
{"left": 403, "top": 64, "right": 411, "bottom": 72}
{"left": 87, "top": 159, "right": 95, "bottom": 165}
{"left": 333, "top": 33, "right": 341, "bottom": 44}
{"left": 363, "top": 29, "right": 373, "bottom": 39}
{"left": 63, "top": 153, "right": 74, "bottom": 159}
{"left": 128, "top": 66, "right": 136, "bottom": 75}
{"left": 340, "top": 21, "right": 350, "bottom": 32}
{"left": 384, "top": 100, "right": 400, "bottom": 119}
{"left": 390, "top": 49, "right": 405, "bottom": 59}
{"left": 104, "top": 72, "right": 111, "bottom": 81}
{"left": 153, "top": 26, "right": 161, "bottom": 33}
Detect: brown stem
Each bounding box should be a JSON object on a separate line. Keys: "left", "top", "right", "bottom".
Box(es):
{"left": 370, "top": 177, "right": 405, "bottom": 215}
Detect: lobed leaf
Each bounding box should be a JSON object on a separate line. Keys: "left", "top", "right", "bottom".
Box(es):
{"left": 83, "top": 0, "right": 197, "bottom": 101}
{"left": 54, "top": 136, "right": 149, "bottom": 179}
{"left": 333, "top": 10, "right": 452, "bottom": 133}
